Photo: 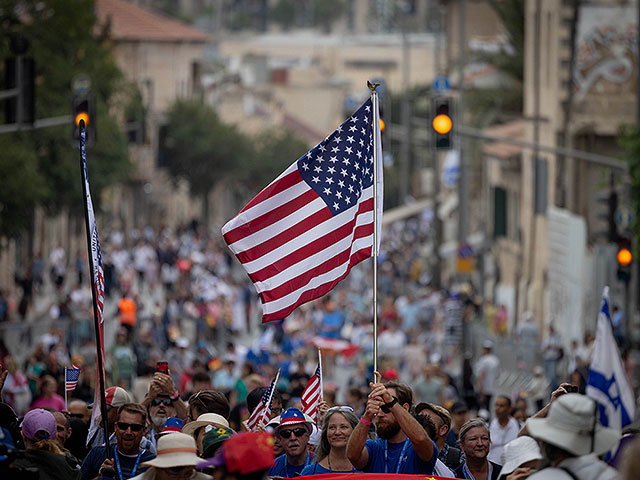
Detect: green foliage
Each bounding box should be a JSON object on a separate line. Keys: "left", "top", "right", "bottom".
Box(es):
{"left": 466, "top": 0, "right": 525, "bottom": 124}
{"left": 163, "top": 99, "right": 251, "bottom": 199}
{"left": 313, "top": 0, "right": 346, "bottom": 32}
{"left": 617, "top": 126, "right": 640, "bottom": 243}
{"left": 0, "top": 0, "right": 131, "bottom": 236}
{"left": 270, "top": 0, "right": 297, "bottom": 30}
{"left": 245, "top": 129, "right": 309, "bottom": 192}
{"left": 0, "top": 135, "right": 46, "bottom": 238}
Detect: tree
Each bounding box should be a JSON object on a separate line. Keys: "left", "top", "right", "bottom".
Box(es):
{"left": 465, "top": 0, "right": 525, "bottom": 126}
{"left": 162, "top": 99, "right": 252, "bottom": 221}
{"left": 618, "top": 126, "right": 640, "bottom": 246}
{"left": 0, "top": 0, "right": 132, "bottom": 240}
{"left": 244, "top": 129, "right": 309, "bottom": 192}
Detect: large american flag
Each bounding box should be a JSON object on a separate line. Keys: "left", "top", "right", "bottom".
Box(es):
{"left": 65, "top": 364, "right": 82, "bottom": 392}
{"left": 246, "top": 370, "right": 280, "bottom": 431}
{"left": 80, "top": 125, "right": 107, "bottom": 446}
{"left": 222, "top": 98, "right": 383, "bottom": 322}
{"left": 301, "top": 362, "right": 322, "bottom": 422}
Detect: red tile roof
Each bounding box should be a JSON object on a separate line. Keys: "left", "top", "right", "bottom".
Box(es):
{"left": 95, "top": 0, "right": 209, "bottom": 43}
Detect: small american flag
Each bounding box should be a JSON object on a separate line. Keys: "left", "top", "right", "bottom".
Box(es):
{"left": 222, "top": 98, "right": 383, "bottom": 322}
{"left": 65, "top": 364, "right": 82, "bottom": 392}
{"left": 246, "top": 370, "right": 280, "bottom": 431}
{"left": 301, "top": 362, "right": 322, "bottom": 422}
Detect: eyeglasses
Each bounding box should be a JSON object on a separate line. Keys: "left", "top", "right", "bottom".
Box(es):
{"left": 116, "top": 422, "right": 144, "bottom": 432}
{"left": 151, "top": 398, "right": 173, "bottom": 407}
{"left": 279, "top": 427, "right": 308, "bottom": 438}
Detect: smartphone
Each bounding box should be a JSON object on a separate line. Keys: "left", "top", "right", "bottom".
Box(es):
{"left": 156, "top": 361, "right": 169, "bottom": 375}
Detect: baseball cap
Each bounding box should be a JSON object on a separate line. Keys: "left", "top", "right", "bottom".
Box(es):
{"left": 159, "top": 417, "right": 183, "bottom": 435}
{"left": 21, "top": 409, "right": 57, "bottom": 441}
{"left": 450, "top": 401, "right": 469, "bottom": 414}
{"left": 89, "top": 386, "right": 132, "bottom": 409}
{"left": 202, "top": 425, "right": 234, "bottom": 458}
{"left": 277, "top": 408, "right": 311, "bottom": 431}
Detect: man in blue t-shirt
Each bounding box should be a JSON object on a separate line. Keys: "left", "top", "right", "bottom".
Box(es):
{"left": 81, "top": 403, "right": 155, "bottom": 480}
{"left": 268, "top": 408, "right": 314, "bottom": 478}
{"left": 347, "top": 373, "right": 438, "bottom": 474}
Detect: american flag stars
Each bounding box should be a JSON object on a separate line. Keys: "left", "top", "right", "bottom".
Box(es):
{"left": 297, "top": 100, "right": 375, "bottom": 216}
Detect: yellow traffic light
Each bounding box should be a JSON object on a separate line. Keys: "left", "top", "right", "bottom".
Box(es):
{"left": 379, "top": 118, "right": 385, "bottom": 132}
{"left": 617, "top": 248, "right": 632, "bottom": 266}
{"left": 432, "top": 114, "right": 452, "bottom": 135}
{"left": 75, "top": 112, "right": 90, "bottom": 127}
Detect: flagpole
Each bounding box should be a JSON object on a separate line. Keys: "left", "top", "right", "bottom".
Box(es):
{"left": 260, "top": 368, "right": 281, "bottom": 428}
{"left": 318, "top": 349, "right": 323, "bottom": 401}
{"left": 79, "top": 121, "right": 111, "bottom": 459}
{"left": 64, "top": 367, "right": 68, "bottom": 411}
{"left": 369, "top": 81, "right": 380, "bottom": 375}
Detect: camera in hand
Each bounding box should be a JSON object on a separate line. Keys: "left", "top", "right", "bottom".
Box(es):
{"left": 565, "top": 385, "right": 578, "bottom": 393}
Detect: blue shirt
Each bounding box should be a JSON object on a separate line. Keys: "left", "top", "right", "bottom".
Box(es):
{"left": 269, "top": 452, "right": 313, "bottom": 478}
{"left": 300, "top": 462, "right": 360, "bottom": 475}
{"left": 364, "top": 437, "right": 438, "bottom": 474}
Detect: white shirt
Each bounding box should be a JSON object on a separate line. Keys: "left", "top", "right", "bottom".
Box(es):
{"left": 487, "top": 417, "right": 520, "bottom": 464}
{"left": 433, "top": 459, "right": 456, "bottom": 478}
{"left": 475, "top": 353, "right": 500, "bottom": 395}
{"left": 528, "top": 454, "right": 620, "bottom": 480}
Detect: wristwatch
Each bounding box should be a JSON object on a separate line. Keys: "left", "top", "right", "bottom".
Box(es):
{"left": 383, "top": 396, "right": 398, "bottom": 410}
{"left": 170, "top": 391, "right": 180, "bottom": 401}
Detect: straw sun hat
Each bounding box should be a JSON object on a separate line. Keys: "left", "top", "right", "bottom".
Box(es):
{"left": 142, "top": 432, "right": 201, "bottom": 469}
{"left": 525, "top": 393, "right": 620, "bottom": 456}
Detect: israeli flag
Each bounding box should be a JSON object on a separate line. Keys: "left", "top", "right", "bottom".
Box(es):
{"left": 586, "top": 286, "right": 635, "bottom": 430}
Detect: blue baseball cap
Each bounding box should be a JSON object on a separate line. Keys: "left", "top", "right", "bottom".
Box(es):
{"left": 160, "top": 417, "right": 183, "bottom": 435}
{"left": 276, "top": 408, "right": 311, "bottom": 431}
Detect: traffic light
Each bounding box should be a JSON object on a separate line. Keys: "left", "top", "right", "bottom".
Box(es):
{"left": 431, "top": 96, "right": 453, "bottom": 150}
{"left": 4, "top": 57, "right": 35, "bottom": 125}
{"left": 596, "top": 191, "right": 619, "bottom": 242}
{"left": 616, "top": 235, "right": 632, "bottom": 283}
{"left": 72, "top": 93, "right": 96, "bottom": 145}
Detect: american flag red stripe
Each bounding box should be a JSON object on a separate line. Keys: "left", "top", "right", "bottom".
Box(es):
{"left": 223, "top": 98, "right": 383, "bottom": 322}
{"left": 301, "top": 363, "right": 322, "bottom": 422}
{"left": 65, "top": 364, "right": 82, "bottom": 392}
{"left": 246, "top": 372, "right": 279, "bottom": 431}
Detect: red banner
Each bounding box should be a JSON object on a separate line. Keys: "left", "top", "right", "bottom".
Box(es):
{"left": 298, "top": 474, "right": 459, "bottom": 480}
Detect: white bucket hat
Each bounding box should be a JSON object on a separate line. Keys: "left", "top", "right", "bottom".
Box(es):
{"left": 142, "top": 432, "right": 201, "bottom": 468}
{"left": 182, "top": 413, "right": 230, "bottom": 436}
{"left": 500, "top": 436, "right": 542, "bottom": 476}
{"left": 525, "top": 393, "right": 620, "bottom": 456}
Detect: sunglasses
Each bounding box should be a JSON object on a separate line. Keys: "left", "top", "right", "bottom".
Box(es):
{"left": 379, "top": 398, "right": 399, "bottom": 414}
{"left": 279, "top": 427, "right": 308, "bottom": 438}
{"left": 168, "top": 466, "right": 192, "bottom": 473}
{"left": 327, "top": 406, "right": 354, "bottom": 413}
{"left": 117, "top": 422, "right": 144, "bottom": 432}
{"left": 151, "top": 398, "right": 173, "bottom": 407}
{"left": 69, "top": 413, "right": 85, "bottom": 419}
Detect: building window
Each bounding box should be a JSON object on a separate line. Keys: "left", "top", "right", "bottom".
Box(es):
{"left": 494, "top": 186, "right": 507, "bottom": 238}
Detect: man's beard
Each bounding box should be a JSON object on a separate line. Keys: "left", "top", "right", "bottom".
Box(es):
{"left": 151, "top": 415, "right": 167, "bottom": 430}
{"left": 376, "top": 420, "right": 401, "bottom": 439}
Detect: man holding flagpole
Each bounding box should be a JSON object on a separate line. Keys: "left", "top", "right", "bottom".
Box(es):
{"left": 347, "top": 372, "right": 438, "bottom": 474}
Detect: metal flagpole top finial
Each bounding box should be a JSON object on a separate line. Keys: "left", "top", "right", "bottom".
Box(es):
{"left": 367, "top": 80, "right": 380, "bottom": 92}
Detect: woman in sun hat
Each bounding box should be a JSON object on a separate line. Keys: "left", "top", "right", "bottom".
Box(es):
{"left": 131, "top": 432, "right": 208, "bottom": 480}
{"left": 498, "top": 436, "right": 542, "bottom": 480}
{"left": 182, "top": 413, "right": 232, "bottom": 456}
{"left": 525, "top": 393, "right": 620, "bottom": 480}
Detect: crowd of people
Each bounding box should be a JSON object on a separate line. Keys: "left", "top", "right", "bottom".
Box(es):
{"left": 0, "top": 218, "right": 637, "bottom": 479}
{"left": 0, "top": 362, "right": 638, "bottom": 479}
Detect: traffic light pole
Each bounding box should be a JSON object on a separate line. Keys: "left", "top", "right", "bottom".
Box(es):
{"left": 0, "top": 114, "right": 72, "bottom": 134}
{"left": 457, "top": 0, "right": 469, "bottom": 244}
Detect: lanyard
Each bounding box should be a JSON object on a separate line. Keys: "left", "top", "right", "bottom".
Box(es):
{"left": 384, "top": 439, "right": 410, "bottom": 474}
{"left": 113, "top": 448, "right": 143, "bottom": 480}
{"left": 463, "top": 460, "right": 492, "bottom": 480}
{"left": 283, "top": 452, "right": 310, "bottom": 476}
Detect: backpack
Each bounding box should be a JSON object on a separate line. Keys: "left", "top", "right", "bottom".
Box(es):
{"left": 444, "top": 445, "right": 462, "bottom": 470}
